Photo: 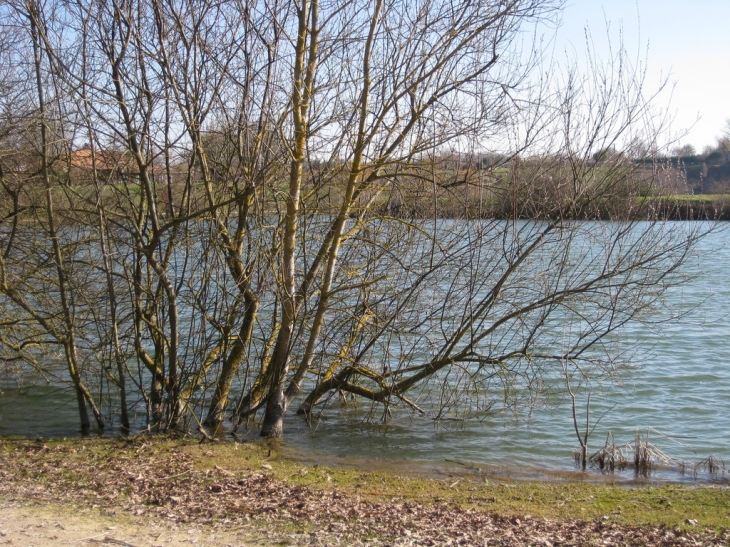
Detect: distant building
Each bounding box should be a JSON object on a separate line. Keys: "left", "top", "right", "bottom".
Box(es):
{"left": 67, "top": 148, "right": 139, "bottom": 184}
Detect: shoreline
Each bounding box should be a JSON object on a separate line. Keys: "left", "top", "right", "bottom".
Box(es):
{"left": 5, "top": 427, "right": 728, "bottom": 488}
{"left": 279, "top": 442, "right": 730, "bottom": 488}
{"left": 1, "top": 435, "right": 728, "bottom": 546}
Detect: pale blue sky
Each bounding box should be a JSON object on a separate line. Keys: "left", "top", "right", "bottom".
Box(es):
{"left": 554, "top": 0, "right": 730, "bottom": 152}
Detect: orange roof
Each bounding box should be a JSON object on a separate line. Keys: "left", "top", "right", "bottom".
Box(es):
{"left": 69, "top": 149, "right": 136, "bottom": 172}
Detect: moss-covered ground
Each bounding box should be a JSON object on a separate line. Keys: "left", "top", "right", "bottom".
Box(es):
{"left": 1, "top": 435, "right": 728, "bottom": 545}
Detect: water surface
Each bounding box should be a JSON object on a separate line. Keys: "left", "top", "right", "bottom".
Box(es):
{"left": 2, "top": 223, "right": 728, "bottom": 482}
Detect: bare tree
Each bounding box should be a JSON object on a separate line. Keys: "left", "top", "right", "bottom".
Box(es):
{"left": 0, "top": 0, "right": 709, "bottom": 440}
{"left": 0, "top": 0, "right": 105, "bottom": 430}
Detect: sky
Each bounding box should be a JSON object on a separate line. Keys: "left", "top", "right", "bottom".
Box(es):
{"left": 552, "top": 0, "right": 730, "bottom": 152}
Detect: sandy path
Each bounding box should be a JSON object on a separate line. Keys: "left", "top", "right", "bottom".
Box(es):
{"left": 0, "top": 501, "right": 266, "bottom": 547}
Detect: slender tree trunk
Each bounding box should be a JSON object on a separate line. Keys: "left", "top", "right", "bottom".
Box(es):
{"left": 260, "top": 0, "right": 320, "bottom": 437}
{"left": 29, "top": 5, "right": 103, "bottom": 431}
{"left": 204, "top": 297, "right": 258, "bottom": 428}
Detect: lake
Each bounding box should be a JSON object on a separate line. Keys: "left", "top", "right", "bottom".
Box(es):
{"left": 1, "top": 222, "right": 728, "bottom": 482}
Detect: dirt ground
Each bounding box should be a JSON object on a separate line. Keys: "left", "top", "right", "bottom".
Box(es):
{"left": 1, "top": 438, "right": 728, "bottom": 547}
{"left": 0, "top": 500, "right": 271, "bottom": 546}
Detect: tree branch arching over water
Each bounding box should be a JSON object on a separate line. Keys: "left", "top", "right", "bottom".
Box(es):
{"left": 0, "top": 0, "right": 710, "bottom": 438}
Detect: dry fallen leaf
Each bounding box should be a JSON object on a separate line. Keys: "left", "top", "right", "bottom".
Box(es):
{"left": 1, "top": 439, "right": 727, "bottom": 547}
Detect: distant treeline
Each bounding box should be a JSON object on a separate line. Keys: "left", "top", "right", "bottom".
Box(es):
{"left": 377, "top": 191, "right": 730, "bottom": 221}
{"left": 5, "top": 148, "right": 728, "bottom": 223}
{"left": 369, "top": 155, "right": 730, "bottom": 221}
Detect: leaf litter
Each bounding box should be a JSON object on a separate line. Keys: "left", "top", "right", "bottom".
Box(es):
{"left": 0, "top": 437, "right": 727, "bottom": 546}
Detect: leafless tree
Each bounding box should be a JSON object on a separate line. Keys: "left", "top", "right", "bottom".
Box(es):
{"left": 0, "top": 0, "right": 709, "bottom": 439}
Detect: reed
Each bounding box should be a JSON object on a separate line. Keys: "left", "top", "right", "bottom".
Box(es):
{"left": 680, "top": 455, "right": 727, "bottom": 478}
{"left": 631, "top": 431, "right": 676, "bottom": 475}
{"left": 579, "top": 428, "right": 725, "bottom": 479}
{"left": 588, "top": 432, "right": 627, "bottom": 471}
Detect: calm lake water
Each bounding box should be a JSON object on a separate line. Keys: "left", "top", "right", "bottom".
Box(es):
{"left": 1, "top": 222, "right": 728, "bottom": 482}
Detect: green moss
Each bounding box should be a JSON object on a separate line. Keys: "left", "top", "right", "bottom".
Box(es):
{"left": 4, "top": 436, "right": 728, "bottom": 532}
{"left": 177, "top": 438, "right": 730, "bottom": 530}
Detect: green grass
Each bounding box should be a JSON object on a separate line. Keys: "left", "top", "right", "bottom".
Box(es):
{"left": 664, "top": 194, "right": 729, "bottom": 203}
{"left": 180, "top": 439, "right": 730, "bottom": 530}
{"left": 4, "top": 436, "right": 729, "bottom": 531}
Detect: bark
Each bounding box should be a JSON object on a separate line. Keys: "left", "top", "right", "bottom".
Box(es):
{"left": 260, "top": 384, "right": 286, "bottom": 438}
{"left": 259, "top": 0, "right": 320, "bottom": 436}
{"left": 204, "top": 297, "right": 259, "bottom": 428}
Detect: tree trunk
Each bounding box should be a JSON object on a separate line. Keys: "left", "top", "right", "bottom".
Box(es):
{"left": 205, "top": 297, "right": 258, "bottom": 428}
{"left": 74, "top": 385, "right": 91, "bottom": 432}
{"left": 260, "top": 385, "right": 287, "bottom": 438}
